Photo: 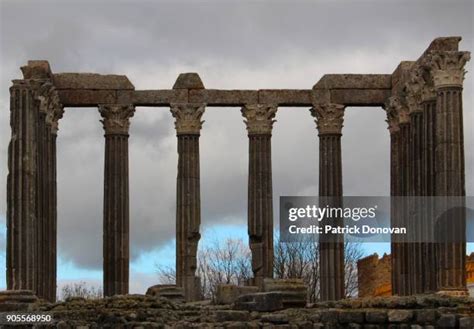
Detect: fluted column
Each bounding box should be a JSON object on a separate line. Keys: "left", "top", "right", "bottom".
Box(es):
{"left": 241, "top": 104, "right": 277, "bottom": 289}
{"left": 7, "top": 79, "right": 41, "bottom": 294}
{"left": 406, "top": 72, "right": 425, "bottom": 295}
{"left": 426, "top": 50, "right": 471, "bottom": 295}
{"left": 171, "top": 103, "right": 205, "bottom": 301}
{"left": 36, "top": 83, "right": 63, "bottom": 302}
{"left": 310, "top": 103, "right": 345, "bottom": 301}
{"left": 99, "top": 104, "right": 135, "bottom": 297}
{"left": 420, "top": 80, "right": 438, "bottom": 293}
{"left": 384, "top": 97, "right": 401, "bottom": 296}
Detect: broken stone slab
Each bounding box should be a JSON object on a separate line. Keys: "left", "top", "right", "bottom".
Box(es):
{"left": 233, "top": 292, "right": 284, "bottom": 312}
{"left": 0, "top": 290, "right": 39, "bottom": 312}
{"left": 145, "top": 284, "right": 185, "bottom": 303}
{"left": 215, "top": 284, "right": 259, "bottom": 305}
{"left": 262, "top": 278, "right": 308, "bottom": 308}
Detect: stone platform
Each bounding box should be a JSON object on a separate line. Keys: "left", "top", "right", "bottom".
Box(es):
{"left": 9, "top": 294, "right": 474, "bottom": 328}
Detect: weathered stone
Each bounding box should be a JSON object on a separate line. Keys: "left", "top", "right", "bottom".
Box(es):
{"left": 233, "top": 292, "right": 284, "bottom": 312}
{"left": 173, "top": 73, "right": 205, "bottom": 89}
{"left": 387, "top": 310, "right": 413, "bottom": 323}
{"left": 146, "top": 284, "right": 185, "bottom": 302}
{"left": 215, "top": 284, "right": 259, "bottom": 305}
{"left": 313, "top": 74, "right": 391, "bottom": 90}
{"left": 261, "top": 314, "right": 289, "bottom": 324}
{"left": 459, "top": 316, "right": 474, "bottom": 328}
{"left": 414, "top": 309, "right": 437, "bottom": 323}
{"left": 214, "top": 310, "right": 250, "bottom": 322}
{"left": 338, "top": 310, "right": 365, "bottom": 324}
{"left": 189, "top": 89, "right": 258, "bottom": 105}
{"left": 365, "top": 310, "right": 388, "bottom": 323}
{"left": 436, "top": 314, "right": 457, "bottom": 328}
{"left": 53, "top": 73, "right": 134, "bottom": 90}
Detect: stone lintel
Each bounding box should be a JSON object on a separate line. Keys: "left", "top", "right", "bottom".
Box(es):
{"left": 258, "top": 89, "right": 312, "bottom": 106}
{"left": 189, "top": 89, "right": 258, "bottom": 105}
{"left": 53, "top": 73, "right": 134, "bottom": 90}
{"left": 330, "top": 89, "right": 391, "bottom": 107}
{"left": 313, "top": 74, "right": 392, "bottom": 90}
{"left": 125, "top": 90, "right": 188, "bottom": 106}
{"left": 58, "top": 90, "right": 119, "bottom": 107}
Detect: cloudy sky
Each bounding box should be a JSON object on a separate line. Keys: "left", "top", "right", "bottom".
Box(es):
{"left": 0, "top": 0, "right": 473, "bottom": 294}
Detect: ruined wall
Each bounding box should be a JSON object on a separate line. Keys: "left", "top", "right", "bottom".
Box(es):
{"left": 358, "top": 253, "right": 474, "bottom": 297}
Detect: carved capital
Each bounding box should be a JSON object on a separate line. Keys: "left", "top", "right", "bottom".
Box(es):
{"left": 99, "top": 104, "right": 135, "bottom": 135}
{"left": 170, "top": 103, "right": 205, "bottom": 135}
{"left": 405, "top": 69, "right": 424, "bottom": 114}
{"left": 310, "top": 103, "right": 345, "bottom": 135}
{"left": 36, "top": 82, "right": 64, "bottom": 134}
{"left": 241, "top": 104, "right": 277, "bottom": 135}
{"left": 384, "top": 97, "right": 401, "bottom": 134}
{"left": 425, "top": 51, "right": 471, "bottom": 88}
{"left": 385, "top": 96, "right": 409, "bottom": 126}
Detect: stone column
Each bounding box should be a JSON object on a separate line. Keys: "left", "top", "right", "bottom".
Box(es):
{"left": 241, "top": 104, "right": 277, "bottom": 289}
{"left": 310, "top": 103, "right": 345, "bottom": 301}
{"left": 426, "top": 50, "right": 471, "bottom": 295}
{"left": 36, "top": 83, "right": 63, "bottom": 302}
{"left": 386, "top": 96, "right": 411, "bottom": 296}
{"left": 406, "top": 72, "right": 425, "bottom": 295}
{"left": 171, "top": 103, "right": 205, "bottom": 301}
{"left": 384, "top": 97, "right": 401, "bottom": 296}
{"left": 99, "top": 104, "right": 135, "bottom": 296}
{"left": 420, "top": 78, "right": 438, "bottom": 293}
{"left": 7, "top": 79, "right": 40, "bottom": 294}
{"left": 7, "top": 61, "right": 60, "bottom": 301}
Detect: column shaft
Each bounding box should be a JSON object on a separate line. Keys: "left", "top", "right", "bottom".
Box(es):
{"left": 171, "top": 103, "right": 204, "bottom": 301}
{"left": 7, "top": 82, "right": 39, "bottom": 292}
{"left": 398, "top": 122, "right": 411, "bottom": 296}
{"left": 311, "top": 103, "right": 345, "bottom": 301}
{"left": 435, "top": 87, "right": 467, "bottom": 293}
{"left": 242, "top": 104, "right": 276, "bottom": 289}
{"left": 100, "top": 104, "right": 134, "bottom": 296}
{"left": 176, "top": 135, "right": 201, "bottom": 301}
{"left": 248, "top": 134, "right": 274, "bottom": 287}
{"left": 409, "top": 110, "right": 424, "bottom": 294}
{"left": 318, "top": 134, "right": 344, "bottom": 301}
{"left": 421, "top": 99, "right": 438, "bottom": 293}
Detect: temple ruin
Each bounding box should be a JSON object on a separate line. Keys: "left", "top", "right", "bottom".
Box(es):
{"left": 5, "top": 36, "right": 471, "bottom": 302}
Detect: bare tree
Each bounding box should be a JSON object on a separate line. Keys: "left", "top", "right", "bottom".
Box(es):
{"left": 60, "top": 281, "right": 103, "bottom": 301}
{"left": 273, "top": 236, "right": 364, "bottom": 302}
{"left": 156, "top": 237, "right": 252, "bottom": 300}
{"left": 155, "top": 236, "right": 363, "bottom": 302}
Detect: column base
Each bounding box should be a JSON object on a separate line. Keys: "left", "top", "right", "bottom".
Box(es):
{"left": 436, "top": 289, "right": 469, "bottom": 297}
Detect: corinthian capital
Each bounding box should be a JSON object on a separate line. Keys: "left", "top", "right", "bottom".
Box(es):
{"left": 405, "top": 69, "right": 424, "bottom": 114}
{"left": 170, "top": 103, "right": 205, "bottom": 135}
{"left": 310, "top": 103, "right": 345, "bottom": 135}
{"left": 384, "top": 97, "right": 401, "bottom": 134}
{"left": 241, "top": 104, "right": 277, "bottom": 135}
{"left": 385, "top": 96, "right": 409, "bottom": 126}
{"left": 99, "top": 104, "right": 135, "bottom": 135}
{"left": 424, "top": 51, "right": 471, "bottom": 88}
{"left": 36, "top": 82, "right": 64, "bottom": 134}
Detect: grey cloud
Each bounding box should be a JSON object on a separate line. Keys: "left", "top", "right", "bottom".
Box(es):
{"left": 0, "top": 0, "right": 473, "bottom": 271}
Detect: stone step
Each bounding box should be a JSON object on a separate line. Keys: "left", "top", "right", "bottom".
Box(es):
{"left": 145, "top": 285, "right": 185, "bottom": 302}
